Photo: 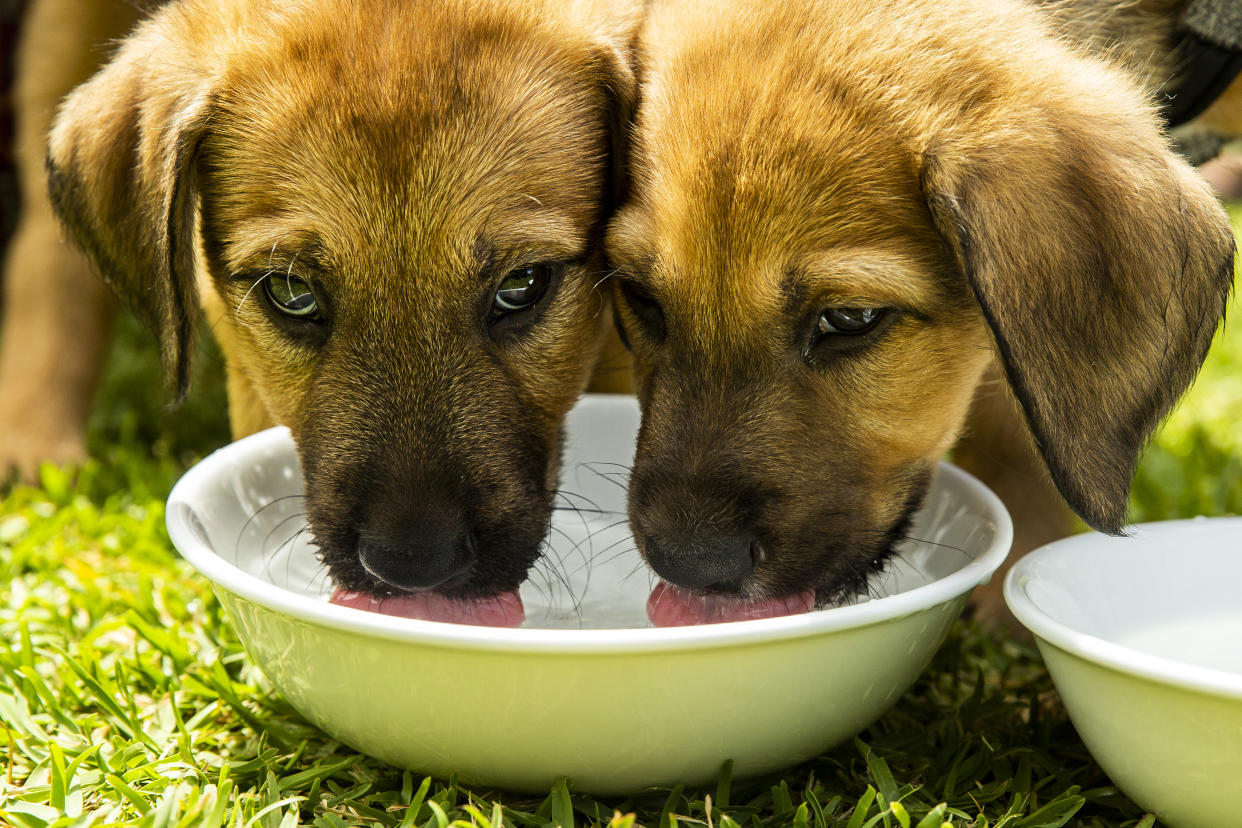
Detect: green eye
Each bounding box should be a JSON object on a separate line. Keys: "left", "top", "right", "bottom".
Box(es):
{"left": 494, "top": 264, "right": 553, "bottom": 313}
{"left": 263, "top": 274, "right": 319, "bottom": 318}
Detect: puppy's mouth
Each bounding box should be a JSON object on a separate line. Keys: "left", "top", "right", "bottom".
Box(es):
{"left": 644, "top": 528, "right": 912, "bottom": 627}
{"left": 644, "top": 472, "right": 932, "bottom": 627}
{"left": 646, "top": 582, "right": 816, "bottom": 626}
{"left": 311, "top": 501, "right": 547, "bottom": 629}
{"left": 323, "top": 538, "right": 534, "bottom": 628}
{"left": 329, "top": 585, "right": 525, "bottom": 627}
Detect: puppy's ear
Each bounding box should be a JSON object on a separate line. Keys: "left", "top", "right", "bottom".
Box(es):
{"left": 46, "top": 23, "right": 211, "bottom": 403}
{"left": 923, "top": 98, "right": 1236, "bottom": 533}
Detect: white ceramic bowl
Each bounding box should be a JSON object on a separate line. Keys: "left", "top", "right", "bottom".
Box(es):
{"left": 1004, "top": 518, "right": 1242, "bottom": 828}
{"left": 166, "top": 394, "right": 1011, "bottom": 793}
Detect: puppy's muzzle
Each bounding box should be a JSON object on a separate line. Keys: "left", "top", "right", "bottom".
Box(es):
{"left": 641, "top": 531, "right": 757, "bottom": 592}
{"left": 631, "top": 456, "right": 771, "bottom": 593}
{"left": 356, "top": 499, "right": 477, "bottom": 592}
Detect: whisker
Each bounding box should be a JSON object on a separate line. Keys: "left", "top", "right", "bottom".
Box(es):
{"left": 260, "top": 512, "right": 309, "bottom": 562}
{"left": 544, "top": 526, "right": 588, "bottom": 616}
{"left": 284, "top": 527, "right": 315, "bottom": 588}
{"left": 547, "top": 523, "right": 593, "bottom": 574}
{"left": 235, "top": 270, "right": 274, "bottom": 314}
{"left": 549, "top": 494, "right": 597, "bottom": 577}
{"left": 263, "top": 523, "right": 308, "bottom": 582}
{"left": 234, "top": 495, "right": 310, "bottom": 561}
{"left": 524, "top": 561, "right": 555, "bottom": 606}
{"left": 900, "top": 535, "right": 971, "bottom": 560}
{"left": 551, "top": 489, "right": 609, "bottom": 514}
{"left": 574, "top": 519, "right": 633, "bottom": 565}
{"left": 621, "top": 558, "right": 651, "bottom": 583}
{"left": 579, "top": 466, "right": 629, "bottom": 493}
{"left": 580, "top": 461, "right": 634, "bottom": 472}
{"left": 532, "top": 553, "right": 584, "bottom": 623}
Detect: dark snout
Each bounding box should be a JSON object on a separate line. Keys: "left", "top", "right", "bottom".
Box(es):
{"left": 629, "top": 379, "right": 789, "bottom": 594}
{"left": 297, "top": 345, "right": 559, "bottom": 605}
{"left": 356, "top": 493, "right": 476, "bottom": 591}
{"left": 642, "top": 531, "right": 756, "bottom": 592}
{"left": 630, "top": 454, "right": 773, "bottom": 594}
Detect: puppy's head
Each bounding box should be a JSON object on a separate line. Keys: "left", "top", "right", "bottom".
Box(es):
{"left": 48, "top": 0, "right": 638, "bottom": 610}
{"left": 608, "top": 0, "right": 1234, "bottom": 614}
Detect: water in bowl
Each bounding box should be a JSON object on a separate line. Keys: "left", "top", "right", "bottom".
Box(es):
{"left": 232, "top": 501, "right": 972, "bottom": 630}
{"left": 1115, "top": 611, "right": 1242, "bottom": 675}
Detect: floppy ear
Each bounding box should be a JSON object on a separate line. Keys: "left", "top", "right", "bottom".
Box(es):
{"left": 923, "top": 107, "right": 1236, "bottom": 533}
{"left": 46, "top": 23, "right": 211, "bottom": 403}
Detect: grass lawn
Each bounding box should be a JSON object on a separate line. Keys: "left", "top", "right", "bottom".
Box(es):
{"left": 1, "top": 210, "right": 1239, "bottom": 828}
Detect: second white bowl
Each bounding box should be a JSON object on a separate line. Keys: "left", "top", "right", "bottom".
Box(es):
{"left": 1005, "top": 518, "right": 1242, "bottom": 828}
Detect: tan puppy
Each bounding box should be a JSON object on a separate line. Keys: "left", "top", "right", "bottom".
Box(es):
{"left": 36, "top": 0, "right": 638, "bottom": 623}
{"left": 607, "top": 0, "right": 1236, "bottom": 625}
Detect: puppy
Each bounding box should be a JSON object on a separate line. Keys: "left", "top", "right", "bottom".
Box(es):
{"left": 606, "top": 0, "right": 1236, "bottom": 625}
{"left": 37, "top": 0, "right": 638, "bottom": 624}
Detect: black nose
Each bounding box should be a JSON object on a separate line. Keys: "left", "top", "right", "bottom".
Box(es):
{"left": 357, "top": 512, "right": 476, "bottom": 591}
{"left": 642, "top": 532, "right": 755, "bottom": 591}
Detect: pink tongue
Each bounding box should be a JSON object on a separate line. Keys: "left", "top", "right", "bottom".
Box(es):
{"left": 330, "top": 586, "right": 525, "bottom": 627}
{"left": 647, "top": 582, "right": 816, "bottom": 627}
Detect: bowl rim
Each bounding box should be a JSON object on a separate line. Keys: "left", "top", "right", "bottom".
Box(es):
{"left": 1003, "top": 516, "right": 1242, "bottom": 700}
{"left": 166, "top": 420, "right": 1012, "bottom": 655}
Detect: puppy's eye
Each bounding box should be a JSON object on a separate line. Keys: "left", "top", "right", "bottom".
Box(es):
{"left": 493, "top": 264, "right": 553, "bottom": 313}
{"left": 263, "top": 274, "right": 320, "bottom": 319}
{"left": 817, "top": 307, "right": 885, "bottom": 335}
{"left": 617, "top": 278, "right": 665, "bottom": 343}
{"left": 805, "top": 307, "right": 892, "bottom": 362}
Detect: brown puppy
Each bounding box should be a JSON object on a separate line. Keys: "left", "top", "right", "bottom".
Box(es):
{"left": 607, "top": 0, "right": 1236, "bottom": 625}
{"left": 42, "top": 0, "right": 638, "bottom": 622}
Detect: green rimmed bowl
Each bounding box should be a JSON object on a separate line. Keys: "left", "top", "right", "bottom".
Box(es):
{"left": 1005, "top": 518, "right": 1242, "bottom": 828}
{"left": 166, "top": 394, "right": 1011, "bottom": 794}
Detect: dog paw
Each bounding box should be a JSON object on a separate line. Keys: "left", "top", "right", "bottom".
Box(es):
{"left": 0, "top": 429, "right": 88, "bottom": 486}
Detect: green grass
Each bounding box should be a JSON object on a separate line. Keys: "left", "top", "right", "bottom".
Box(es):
{"left": 2, "top": 209, "right": 1240, "bottom": 827}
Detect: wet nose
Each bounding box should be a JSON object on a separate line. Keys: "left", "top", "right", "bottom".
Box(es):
{"left": 642, "top": 532, "right": 756, "bottom": 591}
{"left": 357, "top": 509, "right": 476, "bottom": 591}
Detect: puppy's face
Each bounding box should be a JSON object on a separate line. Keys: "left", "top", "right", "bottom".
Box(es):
{"left": 48, "top": 0, "right": 636, "bottom": 608}
{"left": 608, "top": 116, "right": 992, "bottom": 604}
{"left": 609, "top": 0, "right": 1234, "bottom": 615}
{"left": 199, "top": 13, "right": 619, "bottom": 600}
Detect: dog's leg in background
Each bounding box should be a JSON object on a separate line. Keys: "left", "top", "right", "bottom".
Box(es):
{"left": 952, "top": 367, "right": 1076, "bottom": 626}
{"left": 0, "top": 0, "right": 139, "bottom": 479}
{"left": 1193, "top": 82, "right": 1242, "bottom": 195}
